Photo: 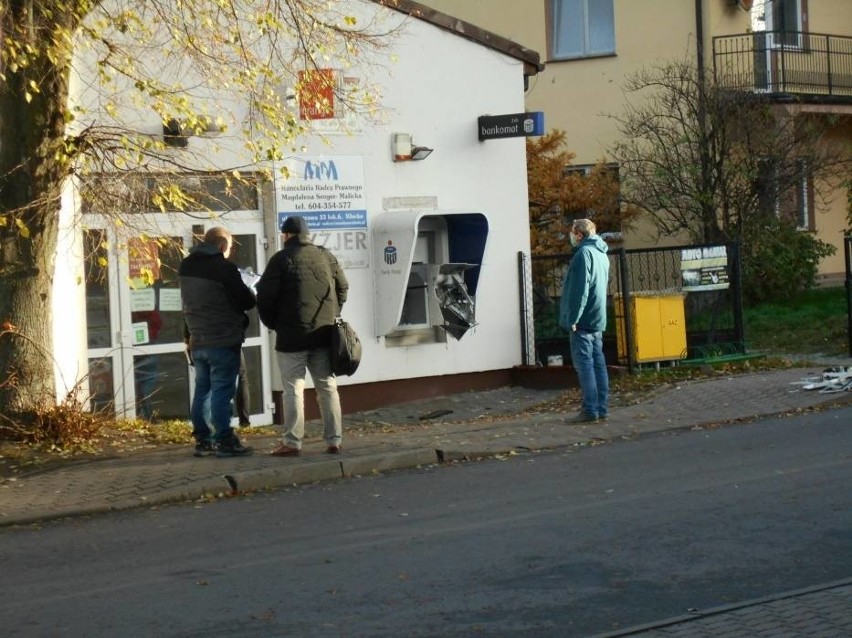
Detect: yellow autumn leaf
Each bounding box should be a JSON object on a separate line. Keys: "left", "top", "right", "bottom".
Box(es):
{"left": 15, "top": 218, "right": 31, "bottom": 238}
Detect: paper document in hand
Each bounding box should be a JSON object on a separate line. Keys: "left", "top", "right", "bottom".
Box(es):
{"left": 239, "top": 268, "right": 262, "bottom": 293}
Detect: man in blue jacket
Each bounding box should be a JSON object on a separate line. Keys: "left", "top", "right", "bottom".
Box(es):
{"left": 179, "top": 227, "right": 257, "bottom": 457}
{"left": 559, "top": 219, "right": 610, "bottom": 423}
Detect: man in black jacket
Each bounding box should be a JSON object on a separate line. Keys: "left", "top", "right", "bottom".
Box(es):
{"left": 179, "top": 226, "right": 256, "bottom": 457}
{"left": 256, "top": 216, "right": 349, "bottom": 456}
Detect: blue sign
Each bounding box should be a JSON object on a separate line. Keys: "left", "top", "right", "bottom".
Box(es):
{"left": 303, "top": 160, "right": 338, "bottom": 181}
{"left": 277, "top": 210, "right": 367, "bottom": 231}
{"left": 276, "top": 155, "right": 370, "bottom": 268}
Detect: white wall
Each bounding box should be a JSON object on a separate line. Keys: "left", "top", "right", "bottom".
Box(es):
{"left": 291, "top": 10, "right": 532, "bottom": 385}
{"left": 52, "top": 179, "right": 88, "bottom": 402}
{"left": 65, "top": 0, "right": 534, "bottom": 396}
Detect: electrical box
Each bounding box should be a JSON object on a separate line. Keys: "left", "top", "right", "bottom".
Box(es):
{"left": 615, "top": 293, "right": 687, "bottom": 363}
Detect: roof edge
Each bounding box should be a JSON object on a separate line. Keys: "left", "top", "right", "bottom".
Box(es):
{"left": 374, "top": 0, "right": 544, "bottom": 76}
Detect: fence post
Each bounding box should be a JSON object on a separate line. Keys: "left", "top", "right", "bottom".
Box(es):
{"left": 517, "top": 251, "right": 534, "bottom": 366}
{"left": 826, "top": 34, "right": 833, "bottom": 95}
{"left": 729, "top": 242, "right": 746, "bottom": 353}
{"left": 616, "top": 248, "right": 636, "bottom": 374}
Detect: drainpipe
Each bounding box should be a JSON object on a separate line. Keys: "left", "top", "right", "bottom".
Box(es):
{"left": 695, "top": 0, "right": 713, "bottom": 243}
{"left": 695, "top": 0, "right": 705, "bottom": 89}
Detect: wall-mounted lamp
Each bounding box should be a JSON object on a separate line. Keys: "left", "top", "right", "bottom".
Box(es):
{"left": 163, "top": 116, "right": 225, "bottom": 146}
{"left": 392, "top": 132, "right": 433, "bottom": 162}
{"left": 163, "top": 118, "right": 189, "bottom": 148}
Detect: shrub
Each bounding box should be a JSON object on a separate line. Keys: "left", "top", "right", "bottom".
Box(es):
{"left": 741, "top": 219, "right": 835, "bottom": 305}
{"left": 0, "top": 399, "right": 108, "bottom": 452}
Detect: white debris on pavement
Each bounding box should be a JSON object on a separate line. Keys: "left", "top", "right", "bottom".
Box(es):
{"left": 790, "top": 367, "right": 852, "bottom": 393}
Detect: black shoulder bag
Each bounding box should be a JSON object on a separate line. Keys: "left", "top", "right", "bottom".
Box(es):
{"left": 330, "top": 317, "right": 361, "bottom": 376}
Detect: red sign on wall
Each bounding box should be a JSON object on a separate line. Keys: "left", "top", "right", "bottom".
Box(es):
{"left": 298, "top": 69, "right": 337, "bottom": 120}
{"left": 128, "top": 237, "right": 161, "bottom": 281}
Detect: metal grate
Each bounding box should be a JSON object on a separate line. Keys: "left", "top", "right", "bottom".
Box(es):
{"left": 524, "top": 243, "right": 746, "bottom": 371}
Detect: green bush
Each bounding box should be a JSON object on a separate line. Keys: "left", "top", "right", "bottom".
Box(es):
{"left": 534, "top": 303, "right": 568, "bottom": 341}
{"left": 741, "top": 219, "right": 835, "bottom": 305}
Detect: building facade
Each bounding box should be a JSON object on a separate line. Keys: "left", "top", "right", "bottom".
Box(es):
{"left": 52, "top": 1, "right": 544, "bottom": 423}
{"left": 418, "top": 0, "right": 852, "bottom": 280}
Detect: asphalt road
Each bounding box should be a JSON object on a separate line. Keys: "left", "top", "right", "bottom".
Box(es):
{"left": 1, "top": 406, "right": 850, "bottom": 637}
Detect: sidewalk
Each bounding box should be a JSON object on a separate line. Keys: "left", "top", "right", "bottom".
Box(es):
{"left": 2, "top": 365, "right": 849, "bottom": 527}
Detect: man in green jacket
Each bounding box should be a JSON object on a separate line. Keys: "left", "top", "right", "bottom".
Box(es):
{"left": 256, "top": 216, "right": 349, "bottom": 456}
{"left": 559, "top": 218, "right": 610, "bottom": 423}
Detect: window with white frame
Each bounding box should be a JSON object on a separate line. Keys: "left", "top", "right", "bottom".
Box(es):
{"left": 753, "top": 0, "right": 804, "bottom": 48}
{"left": 551, "top": 0, "right": 615, "bottom": 60}
{"left": 769, "top": 0, "right": 802, "bottom": 34}
{"left": 791, "top": 159, "right": 811, "bottom": 230}
{"left": 756, "top": 158, "right": 813, "bottom": 230}
{"left": 563, "top": 162, "right": 619, "bottom": 178}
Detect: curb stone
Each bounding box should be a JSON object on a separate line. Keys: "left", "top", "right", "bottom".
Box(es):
{"left": 1, "top": 367, "right": 850, "bottom": 529}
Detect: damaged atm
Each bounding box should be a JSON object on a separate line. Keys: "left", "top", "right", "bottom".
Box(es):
{"left": 372, "top": 210, "right": 488, "bottom": 345}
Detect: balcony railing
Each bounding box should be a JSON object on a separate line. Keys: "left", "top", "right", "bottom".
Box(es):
{"left": 713, "top": 31, "right": 852, "bottom": 100}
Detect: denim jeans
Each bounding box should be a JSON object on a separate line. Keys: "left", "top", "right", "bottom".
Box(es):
{"left": 134, "top": 354, "right": 159, "bottom": 421}
{"left": 569, "top": 329, "right": 609, "bottom": 418}
{"left": 201, "top": 349, "right": 248, "bottom": 425}
{"left": 190, "top": 346, "right": 241, "bottom": 443}
{"left": 276, "top": 348, "right": 342, "bottom": 449}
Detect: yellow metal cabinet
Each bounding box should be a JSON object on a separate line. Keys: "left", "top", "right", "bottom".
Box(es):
{"left": 615, "top": 293, "right": 687, "bottom": 363}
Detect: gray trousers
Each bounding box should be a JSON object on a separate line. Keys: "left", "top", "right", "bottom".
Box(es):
{"left": 276, "top": 348, "right": 342, "bottom": 449}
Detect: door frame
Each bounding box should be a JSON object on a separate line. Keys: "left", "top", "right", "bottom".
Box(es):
{"left": 751, "top": 0, "right": 804, "bottom": 93}
{"left": 84, "top": 212, "right": 273, "bottom": 425}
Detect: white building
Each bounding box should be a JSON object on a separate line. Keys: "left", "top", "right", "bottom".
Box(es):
{"left": 58, "top": 0, "right": 543, "bottom": 424}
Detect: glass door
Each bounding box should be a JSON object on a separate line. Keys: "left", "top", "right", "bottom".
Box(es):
{"left": 751, "top": 0, "right": 803, "bottom": 92}
{"left": 751, "top": 0, "right": 772, "bottom": 92}
{"left": 84, "top": 217, "right": 272, "bottom": 426}
{"left": 122, "top": 232, "right": 188, "bottom": 421}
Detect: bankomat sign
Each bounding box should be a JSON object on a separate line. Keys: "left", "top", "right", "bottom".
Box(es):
{"left": 304, "top": 160, "right": 338, "bottom": 181}
{"left": 478, "top": 111, "right": 544, "bottom": 141}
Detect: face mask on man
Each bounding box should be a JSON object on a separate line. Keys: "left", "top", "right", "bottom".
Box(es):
{"left": 569, "top": 231, "right": 579, "bottom": 248}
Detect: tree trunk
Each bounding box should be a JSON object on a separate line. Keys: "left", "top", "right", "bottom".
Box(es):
{"left": 0, "top": 4, "right": 75, "bottom": 415}
{"left": 0, "top": 262, "right": 58, "bottom": 413}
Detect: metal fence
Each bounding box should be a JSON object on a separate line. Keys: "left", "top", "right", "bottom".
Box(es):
{"left": 521, "top": 243, "right": 745, "bottom": 372}
{"left": 713, "top": 31, "right": 852, "bottom": 99}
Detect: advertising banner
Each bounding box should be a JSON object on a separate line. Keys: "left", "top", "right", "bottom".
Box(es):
{"left": 276, "top": 155, "right": 369, "bottom": 269}
{"left": 681, "top": 245, "right": 730, "bottom": 291}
